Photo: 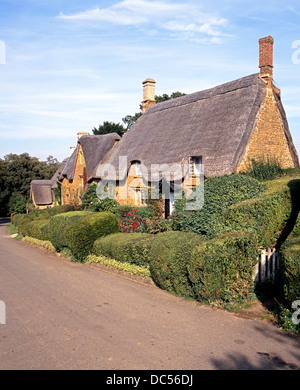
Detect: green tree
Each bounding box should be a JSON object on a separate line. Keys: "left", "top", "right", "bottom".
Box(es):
{"left": 122, "top": 112, "right": 143, "bottom": 130}
{"left": 155, "top": 91, "right": 186, "bottom": 103}
{"left": 92, "top": 121, "right": 126, "bottom": 137}
{"left": 0, "top": 153, "right": 59, "bottom": 216}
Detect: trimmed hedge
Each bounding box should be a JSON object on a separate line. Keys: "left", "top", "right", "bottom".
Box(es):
{"left": 188, "top": 231, "right": 259, "bottom": 305}
{"left": 172, "top": 173, "right": 265, "bottom": 236}
{"left": 11, "top": 205, "right": 80, "bottom": 237}
{"left": 173, "top": 175, "right": 300, "bottom": 250}
{"left": 48, "top": 210, "right": 92, "bottom": 251}
{"left": 212, "top": 177, "right": 300, "bottom": 248}
{"left": 64, "top": 212, "right": 119, "bottom": 262}
{"left": 23, "top": 219, "right": 50, "bottom": 241}
{"left": 148, "top": 230, "right": 259, "bottom": 305}
{"left": 280, "top": 214, "right": 300, "bottom": 305}
{"left": 149, "top": 231, "right": 206, "bottom": 298}
{"left": 93, "top": 233, "right": 155, "bottom": 267}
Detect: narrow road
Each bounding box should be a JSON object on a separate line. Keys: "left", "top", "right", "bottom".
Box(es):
{"left": 0, "top": 218, "right": 299, "bottom": 370}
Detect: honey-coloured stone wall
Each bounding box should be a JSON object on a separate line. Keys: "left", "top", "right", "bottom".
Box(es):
{"left": 237, "top": 85, "right": 295, "bottom": 172}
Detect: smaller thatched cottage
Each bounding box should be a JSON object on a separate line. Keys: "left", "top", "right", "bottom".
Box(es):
{"left": 59, "top": 132, "right": 120, "bottom": 205}
{"left": 30, "top": 159, "right": 67, "bottom": 209}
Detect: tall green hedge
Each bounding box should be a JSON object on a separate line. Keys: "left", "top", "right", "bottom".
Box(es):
{"left": 172, "top": 174, "right": 265, "bottom": 236}
{"left": 23, "top": 219, "right": 50, "bottom": 241}
{"left": 149, "top": 231, "right": 206, "bottom": 298}
{"left": 212, "top": 177, "right": 300, "bottom": 248}
{"left": 11, "top": 205, "right": 80, "bottom": 237}
{"left": 64, "top": 212, "right": 119, "bottom": 262}
{"left": 280, "top": 214, "right": 300, "bottom": 305}
{"left": 48, "top": 210, "right": 92, "bottom": 251}
{"left": 188, "top": 231, "right": 259, "bottom": 305}
{"left": 172, "top": 175, "right": 300, "bottom": 249}
{"left": 93, "top": 233, "right": 155, "bottom": 267}
{"left": 148, "top": 230, "right": 259, "bottom": 304}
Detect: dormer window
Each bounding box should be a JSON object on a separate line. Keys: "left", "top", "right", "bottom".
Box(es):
{"left": 189, "top": 156, "right": 202, "bottom": 175}
{"left": 134, "top": 161, "right": 142, "bottom": 176}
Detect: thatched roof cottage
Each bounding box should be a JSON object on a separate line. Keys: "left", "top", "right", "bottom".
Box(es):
{"left": 89, "top": 36, "right": 298, "bottom": 216}
{"left": 30, "top": 158, "right": 67, "bottom": 209}
{"left": 59, "top": 132, "right": 120, "bottom": 205}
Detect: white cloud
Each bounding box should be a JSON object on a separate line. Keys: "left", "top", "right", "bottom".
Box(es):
{"left": 58, "top": 0, "right": 230, "bottom": 43}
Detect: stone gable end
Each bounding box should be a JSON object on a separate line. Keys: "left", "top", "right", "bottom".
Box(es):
{"left": 237, "top": 86, "right": 295, "bottom": 172}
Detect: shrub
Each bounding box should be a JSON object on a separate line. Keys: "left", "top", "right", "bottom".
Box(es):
{"left": 149, "top": 231, "right": 205, "bottom": 298}
{"left": 8, "top": 192, "right": 27, "bottom": 214}
{"left": 23, "top": 236, "right": 56, "bottom": 253}
{"left": 172, "top": 174, "right": 265, "bottom": 237}
{"left": 11, "top": 205, "right": 80, "bottom": 237}
{"left": 81, "top": 184, "right": 119, "bottom": 212}
{"left": 93, "top": 233, "right": 155, "bottom": 267}
{"left": 64, "top": 212, "right": 119, "bottom": 262}
{"left": 117, "top": 206, "right": 148, "bottom": 233}
{"left": 24, "top": 219, "right": 50, "bottom": 241}
{"left": 116, "top": 206, "right": 170, "bottom": 234}
{"left": 280, "top": 215, "right": 300, "bottom": 306}
{"left": 277, "top": 305, "right": 300, "bottom": 335}
{"left": 213, "top": 177, "right": 300, "bottom": 248}
{"left": 11, "top": 213, "right": 35, "bottom": 236}
{"left": 245, "top": 155, "right": 284, "bottom": 181}
{"left": 48, "top": 210, "right": 92, "bottom": 251}
{"left": 188, "top": 231, "right": 259, "bottom": 306}
{"left": 87, "top": 254, "right": 151, "bottom": 278}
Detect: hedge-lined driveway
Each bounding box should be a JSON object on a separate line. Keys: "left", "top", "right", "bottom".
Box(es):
{"left": 0, "top": 218, "right": 299, "bottom": 370}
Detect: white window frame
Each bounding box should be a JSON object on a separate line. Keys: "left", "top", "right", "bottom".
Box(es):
{"left": 169, "top": 191, "right": 175, "bottom": 215}
{"left": 189, "top": 156, "right": 202, "bottom": 175}
{"left": 135, "top": 161, "right": 142, "bottom": 176}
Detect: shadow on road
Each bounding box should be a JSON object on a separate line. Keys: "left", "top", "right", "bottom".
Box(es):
{"left": 210, "top": 324, "right": 300, "bottom": 370}
{"left": 0, "top": 217, "right": 10, "bottom": 225}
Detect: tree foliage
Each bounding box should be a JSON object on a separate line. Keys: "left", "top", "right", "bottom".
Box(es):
{"left": 0, "top": 153, "right": 59, "bottom": 216}
{"left": 92, "top": 121, "right": 126, "bottom": 137}
{"left": 155, "top": 91, "right": 186, "bottom": 103}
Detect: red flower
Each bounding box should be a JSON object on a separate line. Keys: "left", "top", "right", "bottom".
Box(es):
{"left": 133, "top": 209, "right": 137, "bottom": 212}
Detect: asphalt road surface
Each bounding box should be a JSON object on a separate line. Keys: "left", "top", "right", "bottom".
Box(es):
{"left": 0, "top": 217, "right": 299, "bottom": 370}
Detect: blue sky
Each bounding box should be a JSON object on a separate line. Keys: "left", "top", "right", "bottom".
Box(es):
{"left": 0, "top": 0, "right": 300, "bottom": 162}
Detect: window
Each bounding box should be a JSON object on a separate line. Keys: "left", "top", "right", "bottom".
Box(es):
{"left": 135, "top": 161, "right": 142, "bottom": 176}
{"left": 134, "top": 188, "right": 141, "bottom": 205}
{"left": 189, "top": 156, "right": 202, "bottom": 175}
{"left": 134, "top": 187, "right": 147, "bottom": 206}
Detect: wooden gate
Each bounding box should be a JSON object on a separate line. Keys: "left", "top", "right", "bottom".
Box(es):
{"left": 253, "top": 248, "right": 280, "bottom": 283}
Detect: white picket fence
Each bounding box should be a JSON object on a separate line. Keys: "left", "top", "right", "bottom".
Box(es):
{"left": 253, "top": 248, "right": 280, "bottom": 283}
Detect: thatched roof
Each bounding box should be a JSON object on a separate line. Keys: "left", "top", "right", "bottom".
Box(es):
{"left": 30, "top": 180, "right": 54, "bottom": 205}
{"left": 95, "top": 73, "right": 298, "bottom": 181}
{"left": 60, "top": 133, "right": 120, "bottom": 182}
{"left": 30, "top": 159, "right": 68, "bottom": 206}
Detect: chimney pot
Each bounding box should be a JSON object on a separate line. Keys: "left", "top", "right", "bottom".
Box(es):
{"left": 77, "top": 131, "right": 89, "bottom": 140}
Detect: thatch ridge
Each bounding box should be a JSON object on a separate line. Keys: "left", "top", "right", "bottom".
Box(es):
{"left": 96, "top": 73, "right": 268, "bottom": 180}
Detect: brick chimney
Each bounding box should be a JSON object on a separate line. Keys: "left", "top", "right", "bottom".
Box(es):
{"left": 142, "top": 78, "right": 156, "bottom": 113}
{"left": 259, "top": 36, "right": 274, "bottom": 82}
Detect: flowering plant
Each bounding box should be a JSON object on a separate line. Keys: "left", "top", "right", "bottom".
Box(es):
{"left": 118, "top": 206, "right": 170, "bottom": 234}
{"left": 118, "top": 207, "right": 148, "bottom": 233}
